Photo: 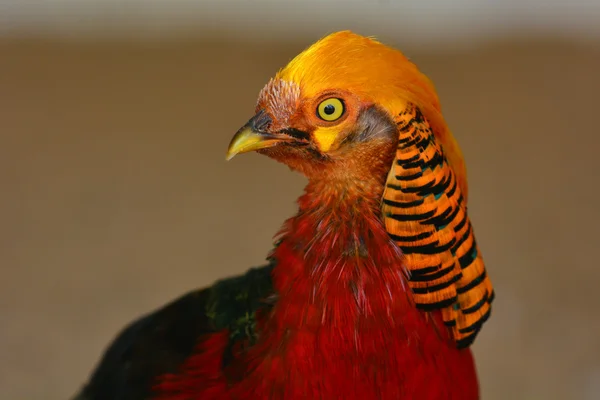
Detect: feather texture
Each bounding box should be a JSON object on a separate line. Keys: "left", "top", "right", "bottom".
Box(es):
{"left": 382, "top": 104, "right": 493, "bottom": 347}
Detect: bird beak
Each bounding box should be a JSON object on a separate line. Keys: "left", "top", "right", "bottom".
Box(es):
{"left": 226, "top": 111, "right": 293, "bottom": 160}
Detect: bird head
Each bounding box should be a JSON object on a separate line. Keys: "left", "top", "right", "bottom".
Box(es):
{"left": 227, "top": 31, "right": 493, "bottom": 346}
{"left": 227, "top": 31, "right": 468, "bottom": 197}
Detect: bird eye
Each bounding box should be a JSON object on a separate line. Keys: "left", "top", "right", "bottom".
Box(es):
{"left": 317, "top": 98, "right": 345, "bottom": 122}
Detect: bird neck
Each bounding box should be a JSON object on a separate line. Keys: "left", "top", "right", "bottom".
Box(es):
{"left": 269, "top": 179, "right": 412, "bottom": 329}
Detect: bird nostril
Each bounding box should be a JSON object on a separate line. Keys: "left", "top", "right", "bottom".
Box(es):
{"left": 251, "top": 109, "right": 273, "bottom": 132}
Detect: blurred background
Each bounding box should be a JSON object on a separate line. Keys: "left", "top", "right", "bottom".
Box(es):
{"left": 1, "top": 1, "right": 599, "bottom": 399}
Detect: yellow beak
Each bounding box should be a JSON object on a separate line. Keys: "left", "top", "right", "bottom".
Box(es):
{"left": 226, "top": 111, "right": 293, "bottom": 160}
{"left": 226, "top": 127, "right": 286, "bottom": 161}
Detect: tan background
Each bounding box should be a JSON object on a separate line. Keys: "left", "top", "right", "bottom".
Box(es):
{"left": 1, "top": 34, "right": 600, "bottom": 399}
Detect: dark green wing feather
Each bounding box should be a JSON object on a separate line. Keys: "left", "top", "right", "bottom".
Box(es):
{"left": 73, "top": 264, "right": 275, "bottom": 400}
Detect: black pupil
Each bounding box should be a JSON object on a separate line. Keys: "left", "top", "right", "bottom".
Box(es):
{"left": 323, "top": 104, "right": 336, "bottom": 115}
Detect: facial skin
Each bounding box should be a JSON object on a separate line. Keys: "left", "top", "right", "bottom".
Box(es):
{"left": 227, "top": 79, "right": 399, "bottom": 184}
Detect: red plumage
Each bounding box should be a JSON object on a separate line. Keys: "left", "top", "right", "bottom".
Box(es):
{"left": 154, "top": 181, "right": 479, "bottom": 399}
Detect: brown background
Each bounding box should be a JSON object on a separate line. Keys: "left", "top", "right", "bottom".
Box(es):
{"left": 1, "top": 35, "right": 600, "bottom": 399}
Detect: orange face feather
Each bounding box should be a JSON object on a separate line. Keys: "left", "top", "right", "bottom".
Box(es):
{"left": 276, "top": 31, "right": 468, "bottom": 199}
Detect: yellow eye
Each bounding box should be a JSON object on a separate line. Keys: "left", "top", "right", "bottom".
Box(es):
{"left": 317, "top": 98, "right": 345, "bottom": 122}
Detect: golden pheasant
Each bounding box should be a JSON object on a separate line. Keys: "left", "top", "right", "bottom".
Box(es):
{"left": 74, "top": 31, "right": 494, "bottom": 400}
